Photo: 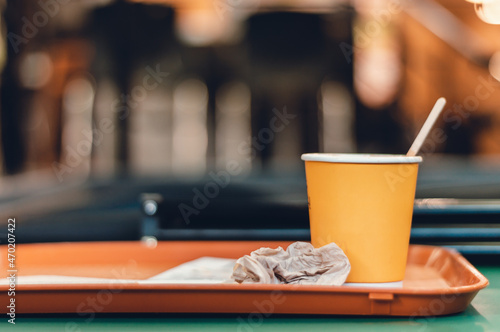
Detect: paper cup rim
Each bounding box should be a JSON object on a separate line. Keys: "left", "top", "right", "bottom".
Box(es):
{"left": 301, "top": 153, "right": 423, "bottom": 164}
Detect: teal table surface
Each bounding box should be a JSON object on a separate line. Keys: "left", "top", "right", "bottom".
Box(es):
{"left": 2, "top": 266, "right": 499, "bottom": 332}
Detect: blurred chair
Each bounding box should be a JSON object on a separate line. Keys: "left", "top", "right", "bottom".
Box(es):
{"left": 87, "top": 1, "right": 180, "bottom": 176}
{"left": 241, "top": 10, "right": 355, "bottom": 170}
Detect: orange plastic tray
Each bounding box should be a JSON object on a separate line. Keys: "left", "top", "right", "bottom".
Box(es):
{"left": 0, "top": 241, "right": 489, "bottom": 316}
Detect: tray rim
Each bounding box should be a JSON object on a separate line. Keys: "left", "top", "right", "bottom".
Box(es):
{"left": 0, "top": 243, "right": 489, "bottom": 295}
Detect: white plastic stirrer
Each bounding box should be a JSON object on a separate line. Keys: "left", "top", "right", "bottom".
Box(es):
{"left": 407, "top": 97, "right": 447, "bottom": 157}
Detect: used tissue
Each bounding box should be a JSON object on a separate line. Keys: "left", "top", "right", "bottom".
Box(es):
{"left": 231, "top": 241, "right": 350, "bottom": 285}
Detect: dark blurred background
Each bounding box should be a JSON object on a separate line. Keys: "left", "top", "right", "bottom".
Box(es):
{"left": 1, "top": 0, "right": 500, "bottom": 259}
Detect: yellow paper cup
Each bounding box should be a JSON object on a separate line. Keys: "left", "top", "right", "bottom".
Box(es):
{"left": 301, "top": 153, "right": 422, "bottom": 283}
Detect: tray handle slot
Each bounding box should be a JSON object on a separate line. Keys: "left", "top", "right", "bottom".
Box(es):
{"left": 369, "top": 292, "right": 394, "bottom": 315}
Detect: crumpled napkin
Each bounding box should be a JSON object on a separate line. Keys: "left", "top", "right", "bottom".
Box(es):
{"left": 231, "top": 241, "right": 350, "bottom": 285}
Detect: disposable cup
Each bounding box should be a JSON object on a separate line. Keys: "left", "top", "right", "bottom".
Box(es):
{"left": 301, "top": 153, "right": 422, "bottom": 283}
